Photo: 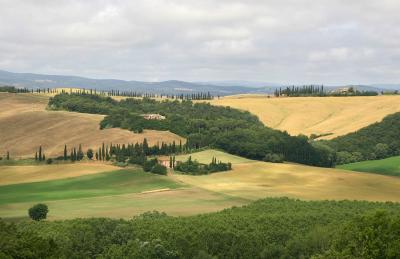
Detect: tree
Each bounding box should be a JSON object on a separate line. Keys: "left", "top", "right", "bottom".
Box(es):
{"left": 374, "top": 143, "right": 389, "bottom": 159}
{"left": 77, "top": 144, "right": 84, "bottom": 160}
{"left": 6, "top": 151, "right": 9, "bottom": 160}
{"left": 38, "top": 146, "right": 42, "bottom": 161}
{"left": 87, "top": 149, "right": 94, "bottom": 160}
{"left": 63, "top": 145, "right": 68, "bottom": 160}
{"left": 28, "top": 203, "right": 48, "bottom": 221}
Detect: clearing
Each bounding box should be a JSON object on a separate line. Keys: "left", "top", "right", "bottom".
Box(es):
{"left": 208, "top": 95, "right": 400, "bottom": 139}
{"left": 0, "top": 93, "right": 184, "bottom": 158}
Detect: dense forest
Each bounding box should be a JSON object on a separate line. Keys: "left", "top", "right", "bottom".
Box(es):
{"left": 327, "top": 112, "right": 400, "bottom": 164}
{"left": 1, "top": 197, "right": 400, "bottom": 258}
{"left": 48, "top": 93, "right": 335, "bottom": 167}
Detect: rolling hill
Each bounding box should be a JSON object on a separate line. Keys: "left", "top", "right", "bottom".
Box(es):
{"left": 0, "top": 93, "right": 184, "bottom": 158}
{"left": 208, "top": 94, "right": 400, "bottom": 139}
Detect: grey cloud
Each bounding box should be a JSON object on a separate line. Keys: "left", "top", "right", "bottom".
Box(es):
{"left": 0, "top": 0, "right": 399, "bottom": 84}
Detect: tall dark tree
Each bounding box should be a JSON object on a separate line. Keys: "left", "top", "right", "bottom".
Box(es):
{"left": 63, "top": 145, "right": 68, "bottom": 160}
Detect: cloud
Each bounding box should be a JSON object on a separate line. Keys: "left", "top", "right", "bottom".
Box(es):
{"left": 0, "top": 0, "right": 399, "bottom": 84}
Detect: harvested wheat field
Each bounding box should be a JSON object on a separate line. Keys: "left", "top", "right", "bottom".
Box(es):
{"left": 0, "top": 93, "right": 184, "bottom": 157}
{"left": 208, "top": 95, "right": 400, "bottom": 139}
{"left": 0, "top": 162, "right": 119, "bottom": 186}
{"left": 172, "top": 150, "right": 400, "bottom": 202}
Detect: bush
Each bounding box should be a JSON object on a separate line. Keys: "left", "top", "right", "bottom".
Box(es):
{"left": 143, "top": 158, "right": 158, "bottom": 172}
{"left": 28, "top": 203, "right": 48, "bottom": 221}
{"left": 263, "top": 153, "right": 284, "bottom": 163}
{"left": 46, "top": 158, "right": 53, "bottom": 164}
{"left": 151, "top": 164, "right": 167, "bottom": 175}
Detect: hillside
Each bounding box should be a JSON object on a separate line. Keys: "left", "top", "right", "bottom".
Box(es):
{"left": 172, "top": 150, "right": 400, "bottom": 202}
{"left": 338, "top": 156, "right": 400, "bottom": 177}
{"left": 0, "top": 93, "right": 184, "bottom": 158}
{"left": 208, "top": 95, "right": 400, "bottom": 139}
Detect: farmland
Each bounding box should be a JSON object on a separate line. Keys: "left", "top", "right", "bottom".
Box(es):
{"left": 208, "top": 94, "right": 400, "bottom": 139}
{"left": 0, "top": 93, "right": 184, "bottom": 158}
{"left": 337, "top": 156, "right": 400, "bottom": 177}
{"left": 172, "top": 150, "right": 400, "bottom": 202}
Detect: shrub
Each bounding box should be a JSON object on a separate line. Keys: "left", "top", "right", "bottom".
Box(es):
{"left": 28, "top": 203, "right": 48, "bottom": 221}
{"left": 151, "top": 164, "right": 167, "bottom": 175}
{"left": 46, "top": 158, "right": 53, "bottom": 164}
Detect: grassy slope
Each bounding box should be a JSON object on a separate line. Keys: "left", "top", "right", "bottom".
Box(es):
{"left": 337, "top": 156, "right": 400, "bottom": 177}
{"left": 0, "top": 165, "right": 246, "bottom": 220}
{"left": 0, "top": 93, "right": 184, "bottom": 158}
{"left": 207, "top": 95, "right": 400, "bottom": 139}
{"left": 0, "top": 168, "right": 183, "bottom": 205}
{"left": 172, "top": 150, "right": 400, "bottom": 202}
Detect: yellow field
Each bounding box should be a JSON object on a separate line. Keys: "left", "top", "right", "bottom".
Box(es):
{"left": 0, "top": 163, "right": 119, "bottom": 186}
{"left": 208, "top": 95, "right": 400, "bottom": 139}
{"left": 172, "top": 150, "right": 400, "bottom": 202}
{"left": 163, "top": 149, "right": 253, "bottom": 164}
{"left": 0, "top": 93, "right": 184, "bottom": 157}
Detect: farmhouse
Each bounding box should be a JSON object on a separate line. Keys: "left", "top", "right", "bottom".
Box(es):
{"left": 141, "top": 113, "right": 166, "bottom": 120}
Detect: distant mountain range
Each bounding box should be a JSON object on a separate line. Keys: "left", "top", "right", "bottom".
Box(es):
{"left": 0, "top": 70, "right": 398, "bottom": 95}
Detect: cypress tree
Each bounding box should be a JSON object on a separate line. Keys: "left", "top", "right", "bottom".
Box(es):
{"left": 172, "top": 156, "right": 176, "bottom": 168}
{"left": 38, "top": 146, "right": 42, "bottom": 161}
{"left": 35, "top": 152, "right": 38, "bottom": 161}
{"left": 169, "top": 156, "right": 173, "bottom": 168}
{"left": 6, "top": 151, "right": 10, "bottom": 160}
{"left": 63, "top": 145, "right": 67, "bottom": 160}
{"left": 42, "top": 153, "right": 45, "bottom": 161}
{"left": 101, "top": 143, "right": 105, "bottom": 161}
{"left": 95, "top": 152, "right": 99, "bottom": 160}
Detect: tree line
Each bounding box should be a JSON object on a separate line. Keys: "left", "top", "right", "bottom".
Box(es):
{"left": 274, "top": 85, "right": 378, "bottom": 97}
{"left": 49, "top": 93, "right": 335, "bottom": 167}
{"left": 174, "top": 156, "right": 232, "bottom": 175}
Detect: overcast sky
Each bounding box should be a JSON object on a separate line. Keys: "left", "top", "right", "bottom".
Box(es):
{"left": 0, "top": 0, "right": 399, "bottom": 84}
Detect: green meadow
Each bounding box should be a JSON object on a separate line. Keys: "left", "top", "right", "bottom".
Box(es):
{"left": 337, "top": 156, "right": 400, "bottom": 177}
{"left": 0, "top": 168, "right": 183, "bottom": 205}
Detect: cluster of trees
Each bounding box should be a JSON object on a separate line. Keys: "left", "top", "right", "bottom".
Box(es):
{"left": 34, "top": 146, "right": 46, "bottom": 161}
{"left": 326, "top": 112, "right": 400, "bottom": 164}
{"left": 2, "top": 197, "right": 400, "bottom": 258}
{"left": 143, "top": 158, "right": 168, "bottom": 175}
{"left": 0, "top": 85, "right": 30, "bottom": 93}
{"left": 175, "top": 156, "right": 232, "bottom": 175}
{"left": 274, "top": 85, "right": 378, "bottom": 97}
{"left": 274, "top": 85, "right": 326, "bottom": 97}
{"left": 49, "top": 93, "right": 334, "bottom": 167}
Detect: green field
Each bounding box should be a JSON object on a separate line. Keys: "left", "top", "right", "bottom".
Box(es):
{"left": 0, "top": 168, "right": 183, "bottom": 205}
{"left": 337, "top": 156, "right": 400, "bottom": 176}
{"left": 173, "top": 149, "right": 253, "bottom": 164}
{"left": 0, "top": 166, "right": 246, "bottom": 220}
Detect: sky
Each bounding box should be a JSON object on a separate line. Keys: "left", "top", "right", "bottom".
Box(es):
{"left": 0, "top": 0, "right": 399, "bottom": 84}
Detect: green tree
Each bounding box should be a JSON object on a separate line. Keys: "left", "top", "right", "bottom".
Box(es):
{"left": 6, "top": 151, "right": 9, "bottom": 160}
{"left": 87, "top": 149, "right": 94, "bottom": 160}
{"left": 63, "top": 144, "right": 68, "bottom": 160}
{"left": 28, "top": 203, "right": 48, "bottom": 221}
